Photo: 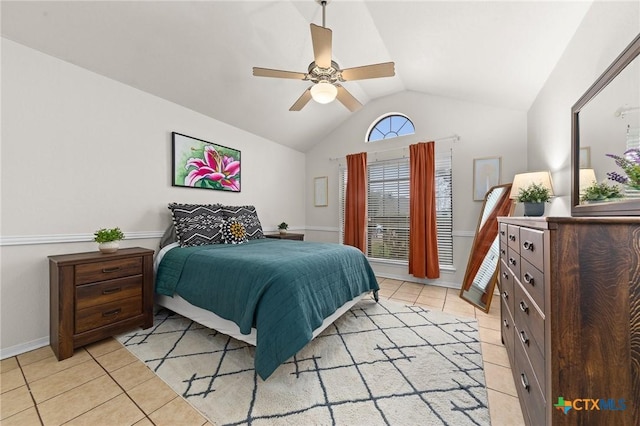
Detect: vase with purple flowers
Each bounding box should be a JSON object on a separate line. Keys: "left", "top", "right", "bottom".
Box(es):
{"left": 606, "top": 148, "right": 640, "bottom": 190}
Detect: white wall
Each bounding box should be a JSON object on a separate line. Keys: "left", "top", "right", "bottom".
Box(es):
{"left": 304, "top": 90, "right": 527, "bottom": 287}
{"left": 527, "top": 1, "right": 640, "bottom": 216}
{"left": 0, "top": 39, "right": 306, "bottom": 357}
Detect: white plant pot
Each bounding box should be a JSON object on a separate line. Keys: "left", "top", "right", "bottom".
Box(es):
{"left": 98, "top": 241, "right": 120, "bottom": 254}
{"left": 279, "top": 229, "right": 287, "bottom": 235}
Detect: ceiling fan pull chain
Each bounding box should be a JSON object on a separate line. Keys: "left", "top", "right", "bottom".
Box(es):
{"left": 321, "top": 1, "right": 327, "bottom": 28}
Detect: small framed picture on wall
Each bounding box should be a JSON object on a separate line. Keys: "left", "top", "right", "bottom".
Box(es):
{"left": 314, "top": 176, "right": 328, "bottom": 207}
{"left": 473, "top": 157, "right": 501, "bottom": 201}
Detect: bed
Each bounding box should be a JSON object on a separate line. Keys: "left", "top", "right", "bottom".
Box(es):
{"left": 154, "top": 237, "right": 379, "bottom": 380}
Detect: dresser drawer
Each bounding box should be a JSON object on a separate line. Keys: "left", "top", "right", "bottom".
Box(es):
{"left": 76, "top": 276, "right": 143, "bottom": 310}
{"left": 506, "top": 247, "right": 521, "bottom": 280}
{"left": 519, "top": 227, "right": 544, "bottom": 272}
{"left": 500, "top": 259, "right": 515, "bottom": 315}
{"left": 499, "top": 240, "right": 508, "bottom": 265}
{"left": 499, "top": 223, "right": 508, "bottom": 246}
{"left": 507, "top": 225, "right": 520, "bottom": 253}
{"left": 501, "top": 298, "right": 515, "bottom": 365}
{"left": 514, "top": 335, "right": 546, "bottom": 426}
{"left": 514, "top": 282, "right": 545, "bottom": 358}
{"left": 520, "top": 257, "right": 545, "bottom": 312}
{"left": 75, "top": 297, "right": 142, "bottom": 334}
{"left": 75, "top": 257, "right": 143, "bottom": 285}
{"left": 516, "top": 321, "right": 545, "bottom": 394}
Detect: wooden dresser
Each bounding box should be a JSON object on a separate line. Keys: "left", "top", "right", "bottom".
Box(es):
{"left": 498, "top": 217, "right": 640, "bottom": 426}
{"left": 264, "top": 232, "right": 304, "bottom": 241}
{"left": 49, "top": 247, "right": 154, "bottom": 360}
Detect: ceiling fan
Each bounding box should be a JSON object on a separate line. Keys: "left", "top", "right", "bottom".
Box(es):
{"left": 252, "top": 0, "right": 395, "bottom": 112}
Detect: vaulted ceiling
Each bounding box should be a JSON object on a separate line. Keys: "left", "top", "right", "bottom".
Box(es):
{"left": 1, "top": 1, "right": 592, "bottom": 151}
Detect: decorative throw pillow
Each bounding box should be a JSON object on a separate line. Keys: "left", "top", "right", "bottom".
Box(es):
{"left": 168, "top": 203, "right": 225, "bottom": 247}
{"left": 222, "top": 218, "right": 248, "bottom": 244}
{"left": 220, "top": 205, "right": 265, "bottom": 240}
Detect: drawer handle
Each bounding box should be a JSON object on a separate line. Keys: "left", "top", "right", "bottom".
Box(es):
{"left": 502, "top": 272, "right": 509, "bottom": 280}
{"left": 503, "top": 319, "right": 510, "bottom": 328}
{"left": 523, "top": 273, "right": 535, "bottom": 286}
{"left": 520, "top": 373, "right": 530, "bottom": 392}
{"left": 102, "top": 287, "right": 121, "bottom": 295}
{"left": 500, "top": 248, "right": 506, "bottom": 255}
{"left": 502, "top": 291, "right": 509, "bottom": 300}
{"left": 102, "top": 267, "right": 121, "bottom": 273}
{"left": 522, "top": 241, "right": 534, "bottom": 251}
{"left": 508, "top": 234, "right": 516, "bottom": 242}
{"left": 519, "top": 330, "right": 529, "bottom": 345}
{"left": 519, "top": 300, "right": 529, "bottom": 314}
{"left": 508, "top": 257, "right": 517, "bottom": 266}
{"left": 500, "top": 230, "right": 506, "bottom": 236}
{"left": 102, "top": 308, "right": 121, "bottom": 317}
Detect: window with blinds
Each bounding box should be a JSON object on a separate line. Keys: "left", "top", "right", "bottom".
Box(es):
{"left": 339, "top": 150, "right": 453, "bottom": 267}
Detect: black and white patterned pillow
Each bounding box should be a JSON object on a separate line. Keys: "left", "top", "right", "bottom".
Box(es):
{"left": 222, "top": 219, "right": 248, "bottom": 244}
{"left": 220, "top": 205, "right": 265, "bottom": 240}
{"left": 168, "top": 203, "right": 225, "bottom": 247}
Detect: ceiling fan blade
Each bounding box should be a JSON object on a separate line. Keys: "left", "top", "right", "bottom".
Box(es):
{"left": 289, "top": 87, "right": 313, "bottom": 111}
{"left": 253, "top": 67, "right": 306, "bottom": 80}
{"left": 310, "top": 23, "right": 332, "bottom": 68}
{"left": 335, "top": 85, "right": 363, "bottom": 112}
{"left": 340, "top": 62, "right": 395, "bottom": 81}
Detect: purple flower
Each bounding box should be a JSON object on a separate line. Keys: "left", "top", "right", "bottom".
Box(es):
{"left": 606, "top": 148, "right": 640, "bottom": 189}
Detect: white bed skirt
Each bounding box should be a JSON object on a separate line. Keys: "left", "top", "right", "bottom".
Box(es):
{"left": 155, "top": 292, "right": 368, "bottom": 346}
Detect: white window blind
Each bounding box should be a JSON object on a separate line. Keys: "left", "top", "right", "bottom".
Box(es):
{"left": 339, "top": 150, "right": 453, "bottom": 267}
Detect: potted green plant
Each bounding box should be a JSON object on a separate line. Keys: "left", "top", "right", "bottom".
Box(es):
{"left": 277, "top": 222, "right": 288, "bottom": 235}
{"left": 516, "top": 182, "right": 551, "bottom": 217}
{"left": 580, "top": 181, "right": 624, "bottom": 203}
{"left": 94, "top": 227, "right": 125, "bottom": 253}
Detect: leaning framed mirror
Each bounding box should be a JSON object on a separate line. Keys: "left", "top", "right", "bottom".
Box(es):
{"left": 571, "top": 33, "right": 640, "bottom": 216}
{"left": 459, "top": 183, "right": 514, "bottom": 312}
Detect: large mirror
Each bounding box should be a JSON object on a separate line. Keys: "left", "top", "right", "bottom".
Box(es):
{"left": 572, "top": 33, "right": 640, "bottom": 216}
{"left": 459, "top": 183, "right": 514, "bottom": 312}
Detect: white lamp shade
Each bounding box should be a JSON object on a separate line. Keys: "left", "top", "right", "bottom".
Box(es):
{"left": 579, "top": 168, "right": 597, "bottom": 193}
{"left": 509, "top": 171, "right": 555, "bottom": 199}
{"left": 310, "top": 82, "right": 338, "bottom": 104}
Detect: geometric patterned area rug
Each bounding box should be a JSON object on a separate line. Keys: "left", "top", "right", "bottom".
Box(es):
{"left": 117, "top": 298, "right": 490, "bottom": 425}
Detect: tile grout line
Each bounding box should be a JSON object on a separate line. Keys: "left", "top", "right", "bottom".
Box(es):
{"left": 86, "top": 346, "right": 160, "bottom": 426}
{"left": 14, "top": 355, "right": 45, "bottom": 426}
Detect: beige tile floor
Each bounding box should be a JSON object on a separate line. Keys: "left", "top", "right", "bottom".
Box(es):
{"left": 1, "top": 279, "right": 525, "bottom": 425}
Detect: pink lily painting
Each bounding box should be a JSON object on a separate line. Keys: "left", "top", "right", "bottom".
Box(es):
{"left": 172, "top": 132, "right": 241, "bottom": 192}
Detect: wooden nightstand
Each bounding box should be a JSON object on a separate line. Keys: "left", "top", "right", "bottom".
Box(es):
{"left": 264, "top": 232, "right": 304, "bottom": 241}
{"left": 49, "top": 247, "right": 154, "bottom": 361}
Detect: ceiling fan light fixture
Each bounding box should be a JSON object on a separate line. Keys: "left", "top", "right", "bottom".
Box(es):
{"left": 310, "top": 82, "right": 338, "bottom": 104}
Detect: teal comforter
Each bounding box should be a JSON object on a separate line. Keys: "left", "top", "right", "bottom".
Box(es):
{"left": 155, "top": 239, "right": 379, "bottom": 379}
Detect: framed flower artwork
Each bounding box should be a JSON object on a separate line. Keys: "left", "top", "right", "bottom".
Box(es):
{"left": 172, "top": 132, "right": 241, "bottom": 192}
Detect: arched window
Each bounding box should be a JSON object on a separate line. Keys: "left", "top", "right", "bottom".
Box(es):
{"left": 366, "top": 113, "right": 415, "bottom": 142}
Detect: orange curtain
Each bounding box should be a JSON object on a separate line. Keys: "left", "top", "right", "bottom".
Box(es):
{"left": 344, "top": 152, "right": 367, "bottom": 253}
{"left": 409, "top": 142, "right": 440, "bottom": 279}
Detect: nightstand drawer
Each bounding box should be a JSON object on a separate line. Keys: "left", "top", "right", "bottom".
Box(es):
{"left": 75, "top": 257, "right": 142, "bottom": 285}
{"left": 76, "top": 276, "right": 143, "bottom": 310}
{"left": 75, "top": 297, "right": 142, "bottom": 334}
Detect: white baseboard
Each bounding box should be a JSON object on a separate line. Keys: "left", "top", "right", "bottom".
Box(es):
{"left": 0, "top": 337, "right": 49, "bottom": 360}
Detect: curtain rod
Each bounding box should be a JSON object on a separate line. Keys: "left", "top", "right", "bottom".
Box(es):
{"left": 328, "top": 134, "right": 460, "bottom": 161}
